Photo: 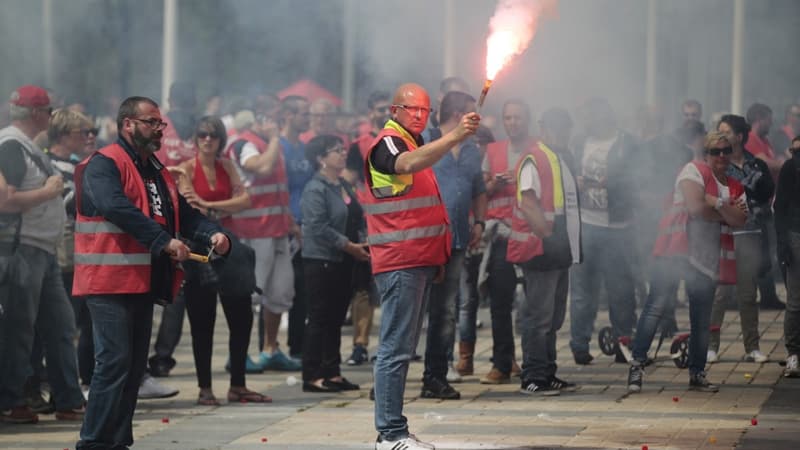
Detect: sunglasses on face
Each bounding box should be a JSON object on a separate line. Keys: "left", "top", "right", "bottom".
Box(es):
{"left": 707, "top": 146, "right": 733, "bottom": 156}
{"left": 196, "top": 131, "right": 220, "bottom": 140}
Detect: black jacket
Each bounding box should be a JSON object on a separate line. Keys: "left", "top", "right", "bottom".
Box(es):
{"left": 774, "top": 153, "right": 800, "bottom": 247}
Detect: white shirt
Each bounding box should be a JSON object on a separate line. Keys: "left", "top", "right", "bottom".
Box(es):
{"left": 580, "top": 133, "right": 628, "bottom": 228}
{"left": 674, "top": 162, "right": 747, "bottom": 208}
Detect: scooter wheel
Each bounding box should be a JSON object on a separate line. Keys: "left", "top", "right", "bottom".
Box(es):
{"left": 671, "top": 337, "right": 690, "bottom": 369}
{"left": 598, "top": 326, "right": 619, "bottom": 356}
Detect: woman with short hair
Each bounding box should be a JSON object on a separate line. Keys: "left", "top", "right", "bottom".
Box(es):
{"left": 300, "top": 134, "right": 369, "bottom": 392}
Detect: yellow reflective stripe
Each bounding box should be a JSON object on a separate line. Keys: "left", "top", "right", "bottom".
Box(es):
{"left": 538, "top": 143, "right": 564, "bottom": 210}
{"left": 368, "top": 120, "right": 416, "bottom": 198}
{"left": 74, "top": 253, "right": 150, "bottom": 265}
{"left": 232, "top": 206, "right": 289, "bottom": 219}
{"left": 367, "top": 224, "right": 447, "bottom": 246}
{"left": 488, "top": 197, "right": 515, "bottom": 209}
{"left": 383, "top": 120, "right": 417, "bottom": 146}
{"left": 75, "top": 221, "right": 125, "bottom": 234}
{"left": 362, "top": 195, "right": 441, "bottom": 215}
{"left": 248, "top": 184, "right": 288, "bottom": 195}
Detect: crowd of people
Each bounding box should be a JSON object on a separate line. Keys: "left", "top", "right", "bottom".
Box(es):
{"left": 0, "top": 78, "right": 799, "bottom": 450}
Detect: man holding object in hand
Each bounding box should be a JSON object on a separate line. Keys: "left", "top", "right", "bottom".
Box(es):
{"left": 73, "top": 96, "right": 230, "bottom": 450}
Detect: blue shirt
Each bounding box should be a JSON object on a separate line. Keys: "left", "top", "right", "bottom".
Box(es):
{"left": 432, "top": 139, "right": 486, "bottom": 250}
{"left": 280, "top": 137, "right": 313, "bottom": 223}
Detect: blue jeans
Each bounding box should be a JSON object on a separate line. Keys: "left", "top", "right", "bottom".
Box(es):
{"left": 457, "top": 252, "right": 482, "bottom": 343}
{"left": 486, "top": 239, "right": 516, "bottom": 372}
{"left": 424, "top": 250, "right": 465, "bottom": 382}
{"left": 632, "top": 261, "right": 715, "bottom": 375}
{"left": 569, "top": 223, "right": 637, "bottom": 354}
{"left": 0, "top": 244, "right": 82, "bottom": 411}
{"left": 78, "top": 295, "right": 154, "bottom": 450}
{"left": 373, "top": 266, "right": 436, "bottom": 441}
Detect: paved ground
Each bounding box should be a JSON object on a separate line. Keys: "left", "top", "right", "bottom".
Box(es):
{"left": 2, "top": 300, "right": 798, "bottom": 450}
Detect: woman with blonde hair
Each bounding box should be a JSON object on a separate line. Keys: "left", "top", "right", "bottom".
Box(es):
{"left": 627, "top": 131, "right": 748, "bottom": 394}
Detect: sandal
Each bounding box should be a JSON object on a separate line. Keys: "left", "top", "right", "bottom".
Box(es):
{"left": 227, "top": 388, "right": 272, "bottom": 403}
{"left": 197, "top": 392, "right": 220, "bottom": 406}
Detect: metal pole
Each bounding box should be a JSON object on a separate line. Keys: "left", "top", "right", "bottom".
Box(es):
{"left": 162, "top": 0, "right": 178, "bottom": 108}
{"left": 645, "top": 0, "right": 657, "bottom": 105}
{"left": 443, "top": 0, "right": 456, "bottom": 78}
{"left": 731, "top": 0, "right": 745, "bottom": 114}
{"left": 43, "top": 0, "right": 54, "bottom": 89}
{"left": 342, "top": 0, "right": 356, "bottom": 111}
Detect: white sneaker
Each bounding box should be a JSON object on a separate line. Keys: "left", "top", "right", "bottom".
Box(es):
{"left": 375, "top": 433, "right": 435, "bottom": 450}
{"left": 446, "top": 363, "right": 462, "bottom": 383}
{"left": 745, "top": 350, "right": 768, "bottom": 363}
{"left": 785, "top": 354, "right": 800, "bottom": 378}
{"left": 707, "top": 350, "right": 719, "bottom": 363}
{"left": 81, "top": 385, "right": 90, "bottom": 402}
{"left": 138, "top": 374, "right": 179, "bottom": 399}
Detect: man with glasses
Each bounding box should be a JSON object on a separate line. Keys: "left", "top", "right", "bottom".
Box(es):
{"left": 0, "top": 85, "right": 85, "bottom": 424}
{"left": 74, "top": 96, "right": 230, "bottom": 449}
{"left": 365, "top": 83, "right": 479, "bottom": 450}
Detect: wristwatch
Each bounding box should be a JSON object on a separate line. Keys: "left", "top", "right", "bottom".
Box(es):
{"left": 714, "top": 197, "right": 724, "bottom": 211}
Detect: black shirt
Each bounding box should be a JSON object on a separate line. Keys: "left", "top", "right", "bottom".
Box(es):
{"left": 0, "top": 140, "right": 29, "bottom": 187}
{"left": 368, "top": 131, "right": 425, "bottom": 175}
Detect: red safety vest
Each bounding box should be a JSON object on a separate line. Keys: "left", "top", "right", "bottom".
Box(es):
{"left": 155, "top": 115, "right": 195, "bottom": 166}
{"left": 507, "top": 144, "right": 559, "bottom": 263}
{"left": 652, "top": 160, "right": 743, "bottom": 284}
{"left": 224, "top": 130, "right": 291, "bottom": 239}
{"left": 485, "top": 139, "right": 536, "bottom": 220}
{"left": 362, "top": 124, "right": 451, "bottom": 274}
{"left": 72, "top": 144, "right": 183, "bottom": 297}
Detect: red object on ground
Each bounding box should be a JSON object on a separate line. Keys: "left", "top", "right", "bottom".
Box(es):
{"left": 751, "top": 418, "right": 758, "bottom": 425}
{"left": 261, "top": 437, "right": 268, "bottom": 442}
{"left": 277, "top": 79, "right": 342, "bottom": 106}
{"left": 672, "top": 396, "right": 679, "bottom": 402}
{"left": 161, "top": 417, "right": 169, "bottom": 424}
{"left": 641, "top": 445, "right": 648, "bottom": 450}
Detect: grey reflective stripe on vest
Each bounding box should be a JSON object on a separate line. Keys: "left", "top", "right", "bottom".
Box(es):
{"left": 512, "top": 208, "right": 559, "bottom": 220}
{"left": 362, "top": 195, "right": 441, "bottom": 216}
{"left": 488, "top": 196, "right": 515, "bottom": 209}
{"left": 74, "top": 253, "right": 150, "bottom": 265}
{"left": 231, "top": 206, "right": 289, "bottom": 219}
{"left": 721, "top": 250, "right": 736, "bottom": 259}
{"left": 508, "top": 229, "right": 529, "bottom": 243}
{"left": 75, "top": 220, "right": 125, "bottom": 234}
{"left": 248, "top": 183, "right": 288, "bottom": 195}
{"left": 367, "top": 224, "right": 447, "bottom": 246}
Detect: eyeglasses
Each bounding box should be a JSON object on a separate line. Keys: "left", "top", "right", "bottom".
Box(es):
{"left": 393, "top": 104, "right": 433, "bottom": 118}
{"left": 325, "top": 145, "right": 346, "bottom": 154}
{"left": 196, "top": 131, "right": 220, "bottom": 140}
{"left": 707, "top": 146, "right": 733, "bottom": 156}
{"left": 132, "top": 117, "right": 167, "bottom": 130}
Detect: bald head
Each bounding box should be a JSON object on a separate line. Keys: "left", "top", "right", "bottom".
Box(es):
{"left": 393, "top": 83, "right": 429, "bottom": 105}
{"left": 390, "top": 83, "right": 431, "bottom": 136}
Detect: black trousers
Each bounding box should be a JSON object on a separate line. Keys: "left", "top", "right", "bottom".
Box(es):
{"left": 184, "top": 280, "right": 253, "bottom": 388}
{"left": 301, "top": 258, "right": 353, "bottom": 382}
{"left": 287, "top": 252, "right": 307, "bottom": 357}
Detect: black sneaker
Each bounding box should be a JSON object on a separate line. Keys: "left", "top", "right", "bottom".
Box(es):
{"left": 627, "top": 364, "right": 644, "bottom": 393}
{"left": 689, "top": 372, "right": 719, "bottom": 392}
{"left": 549, "top": 376, "right": 578, "bottom": 392}
{"left": 369, "top": 386, "right": 375, "bottom": 401}
{"left": 347, "top": 345, "right": 369, "bottom": 366}
{"left": 520, "top": 379, "right": 560, "bottom": 396}
{"left": 420, "top": 378, "right": 461, "bottom": 400}
{"left": 573, "top": 351, "right": 594, "bottom": 365}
